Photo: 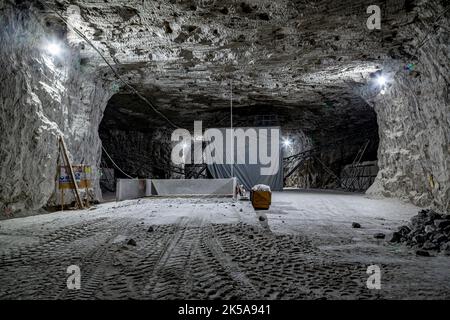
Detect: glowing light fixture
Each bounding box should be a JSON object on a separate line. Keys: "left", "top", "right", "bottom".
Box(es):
{"left": 46, "top": 42, "right": 62, "bottom": 56}
{"left": 282, "top": 138, "right": 292, "bottom": 148}
{"left": 376, "top": 75, "right": 386, "bottom": 86}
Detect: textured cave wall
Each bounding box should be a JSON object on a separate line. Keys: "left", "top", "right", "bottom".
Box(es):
{"left": 0, "top": 0, "right": 448, "bottom": 215}
{"left": 0, "top": 3, "right": 112, "bottom": 213}
{"left": 284, "top": 130, "right": 379, "bottom": 189}
{"left": 283, "top": 102, "right": 379, "bottom": 189}
{"left": 99, "top": 127, "right": 173, "bottom": 180}
{"left": 98, "top": 91, "right": 176, "bottom": 181}
{"left": 282, "top": 129, "right": 314, "bottom": 188}
{"left": 367, "top": 0, "right": 449, "bottom": 212}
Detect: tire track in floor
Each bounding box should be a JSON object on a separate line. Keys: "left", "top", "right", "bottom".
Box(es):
{"left": 1, "top": 219, "right": 438, "bottom": 299}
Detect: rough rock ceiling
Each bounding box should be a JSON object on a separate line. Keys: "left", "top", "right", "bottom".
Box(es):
{"left": 41, "top": 0, "right": 415, "bottom": 129}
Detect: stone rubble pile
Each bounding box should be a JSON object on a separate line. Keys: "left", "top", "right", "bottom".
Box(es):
{"left": 390, "top": 209, "right": 450, "bottom": 256}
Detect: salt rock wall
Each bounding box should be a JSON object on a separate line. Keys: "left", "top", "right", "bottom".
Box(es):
{"left": 0, "top": 4, "right": 112, "bottom": 214}
{"left": 99, "top": 128, "right": 173, "bottom": 179}
{"left": 367, "top": 1, "right": 450, "bottom": 212}
{"left": 283, "top": 124, "right": 378, "bottom": 190}
{"left": 283, "top": 129, "right": 315, "bottom": 188}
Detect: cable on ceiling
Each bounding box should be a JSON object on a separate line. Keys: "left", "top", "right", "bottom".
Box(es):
{"left": 101, "top": 145, "right": 135, "bottom": 179}
{"left": 37, "top": 0, "right": 179, "bottom": 129}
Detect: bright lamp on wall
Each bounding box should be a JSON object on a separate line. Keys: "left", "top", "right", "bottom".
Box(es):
{"left": 376, "top": 75, "right": 386, "bottom": 86}
{"left": 282, "top": 138, "right": 292, "bottom": 148}
{"left": 45, "top": 41, "right": 62, "bottom": 56}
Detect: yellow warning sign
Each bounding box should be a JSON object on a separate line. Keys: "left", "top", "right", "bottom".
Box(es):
{"left": 59, "top": 165, "right": 92, "bottom": 190}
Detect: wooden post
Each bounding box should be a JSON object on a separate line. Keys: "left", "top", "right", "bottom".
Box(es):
{"left": 59, "top": 136, "right": 84, "bottom": 209}
{"left": 84, "top": 185, "right": 88, "bottom": 208}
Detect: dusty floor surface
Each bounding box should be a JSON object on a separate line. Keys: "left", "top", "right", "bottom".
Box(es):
{"left": 0, "top": 189, "right": 449, "bottom": 300}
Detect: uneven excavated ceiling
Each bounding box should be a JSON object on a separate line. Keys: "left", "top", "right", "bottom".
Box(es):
{"left": 1, "top": 0, "right": 448, "bottom": 213}
{"left": 40, "top": 0, "right": 413, "bottom": 130}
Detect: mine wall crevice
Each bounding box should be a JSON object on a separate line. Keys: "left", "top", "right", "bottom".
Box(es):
{"left": 0, "top": 4, "right": 113, "bottom": 212}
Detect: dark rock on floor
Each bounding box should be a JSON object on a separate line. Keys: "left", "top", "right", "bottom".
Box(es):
{"left": 434, "top": 219, "right": 450, "bottom": 229}
{"left": 416, "top": 250, "right": 431, "bottom": 257}
{"left": 393, "top": 209, "right": 450, "bottom": 255}
{"left": 390, "top": 231, "right": 401, "bottom": 243}
{"left": 422, "top": 241, "right": 438, "bottom": 250}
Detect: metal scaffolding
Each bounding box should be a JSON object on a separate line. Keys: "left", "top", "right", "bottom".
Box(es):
{"left": 283, "top": 132, "right": 378, "bottom": 191}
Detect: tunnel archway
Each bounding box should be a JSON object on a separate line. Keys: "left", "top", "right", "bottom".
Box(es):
{"left": 98, "top": 87, "right": 379, "bottom": 199}
{"left": 98, "top": 92, "right": 175, "bottom": 199}
{"left": 280, "top": 96, "right": 379, "bottom": 191}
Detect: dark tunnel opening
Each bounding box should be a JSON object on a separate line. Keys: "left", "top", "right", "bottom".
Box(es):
{"left": 99, "top": 91, "right": 379, "bottom": 198}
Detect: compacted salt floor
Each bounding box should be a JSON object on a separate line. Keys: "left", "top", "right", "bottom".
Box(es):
{"left": 0, "top": 189, "right": 449, "bottom": 299}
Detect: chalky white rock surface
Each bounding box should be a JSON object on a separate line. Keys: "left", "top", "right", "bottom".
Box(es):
{"left": 0, "top": 0, "right": 448, "bottom": 214}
